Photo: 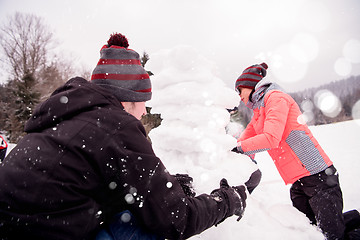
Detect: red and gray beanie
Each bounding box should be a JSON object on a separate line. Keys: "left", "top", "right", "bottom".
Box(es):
{"left": 235, "top": 63, "right": 268, "bottom": 90}
{"left": 91, "top": 33, "right": 151, "bottom": 102}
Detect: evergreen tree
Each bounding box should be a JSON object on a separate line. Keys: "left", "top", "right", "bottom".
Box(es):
{"left": 8, "top": 72, "right": 40, "bottom": 142}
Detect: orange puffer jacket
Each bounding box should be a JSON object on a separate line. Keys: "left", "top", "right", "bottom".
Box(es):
{"left": 238, "top": 83, "right": 332, "bottom": 184}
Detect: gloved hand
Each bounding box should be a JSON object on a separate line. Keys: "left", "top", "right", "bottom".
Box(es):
{"left": 244, "top": 169, "right": 262, "bottom": 194}
{"left": 173, "top": 173, "right": 196, "bottom": 197}
{"left": 231, "top": 146, "right": 244, "bottom": 154}
{"left": 211, "top": 178, "right": 247, "bottom": 224}
{"left": 220, "top": 179, "right": 247, "bottom": 220}
{"left": 232, "top": 147, "right": 257, "bottom": 164}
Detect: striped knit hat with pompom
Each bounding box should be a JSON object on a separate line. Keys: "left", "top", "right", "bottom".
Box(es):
{"left": 91, "top": 33, "right": 151, "bottom": 102}
{"left": 235, "top": 62, "right": 268, "bottom": 91}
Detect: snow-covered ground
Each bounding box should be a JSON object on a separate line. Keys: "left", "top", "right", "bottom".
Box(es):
{"left": 188, "top": 120, "right": 360, "bottom": 240}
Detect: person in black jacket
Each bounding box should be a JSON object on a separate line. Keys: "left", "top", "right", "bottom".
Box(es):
{"left": 0, "top": 33, "right": 247, "bottom": 240}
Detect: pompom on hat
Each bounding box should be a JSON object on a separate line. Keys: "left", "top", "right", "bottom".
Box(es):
{"left": 235, "top": 63, "right": 268, "bottom": 91}
{"left": 91, "top": 33, "right": 151, "bottom": 102}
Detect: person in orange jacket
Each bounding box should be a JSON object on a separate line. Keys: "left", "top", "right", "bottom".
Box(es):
{"left": 0, "top": 135, "right": 8, "bottom": 162}
{"left": 233, "top": 62, "right": 353, "bottom": 240}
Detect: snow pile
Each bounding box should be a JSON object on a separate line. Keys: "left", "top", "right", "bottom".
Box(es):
{"left": 147, "top": 45, "right": 257, "bottom": 193}
{"left": 147, "top": 46, "right": 326, "bottom": 239}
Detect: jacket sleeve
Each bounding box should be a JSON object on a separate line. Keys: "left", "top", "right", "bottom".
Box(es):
{"left": 104, "top": 120, "right": 235, "bottom": 240}
{"left": 237, "top": 117, "right": 257, "bottom": 144}
{"left": 240, "top": 92, "right": 290, "bottom": 155}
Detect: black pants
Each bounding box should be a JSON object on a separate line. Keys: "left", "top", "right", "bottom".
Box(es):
{"left": 343, "top": 210, "right": 360, "bottom": 239}
{"left": 290, "top": 165, "right": 345, "bottom": 240}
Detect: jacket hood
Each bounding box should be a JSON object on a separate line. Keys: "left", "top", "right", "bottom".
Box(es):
{"left": 247, "top": 82, "right": 284, "bottom": 110}
{"left": 25, "top": 77, "right": 122, "bottom": 133}
{"left": 254, "top": 78, "right": 273, "bottom": 90}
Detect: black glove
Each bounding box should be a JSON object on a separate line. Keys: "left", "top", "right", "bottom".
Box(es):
{"left": 211, "top": 178, "right": 247, "bottom": 224}
{"left": 244, "top": 169, "right": 262, "bottom": 194}
{"left": 231, "top": 146, "right": 244, "bottom": 154}
{"left": 173, "top": 173, "right": 196, "bottom": 197}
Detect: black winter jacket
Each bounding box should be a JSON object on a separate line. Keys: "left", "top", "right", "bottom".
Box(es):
{"left": 0, "top": 77, "right": 235, "bottom": 240}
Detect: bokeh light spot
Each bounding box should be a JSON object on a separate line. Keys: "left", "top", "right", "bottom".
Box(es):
{"left": 297, "top": 114, "right": 307, "bottom": 125}
{"left": 314, "top": 90, "right": 342, "bottom": 118}
{"left": 60, "top": 96, "right": 68, "bottom": 104}
{"left": 301, "top": 99, "right": 314, "bottom": 112}
{"left": 270, "top": 44, "right": 308, "bottom": 84}
{"left": 343, "top": 39, "right": 360, "bottom": 63}
{"left": 291, "top": 33, "right": 319, "bottom": 63}
{"left": 334, "top": 58, "right": 352, "bottom": 77}
{"left": 352, "top": 100, "right": 360, "bottom": 120}
{"left": 166, "top": 182, "right": 173, "bottom": 188}
{"left": 352, "top": 100, "right": 360, "bottom": 126}
{"left": 121, "top": 212, "right": 131, "bottom": 223}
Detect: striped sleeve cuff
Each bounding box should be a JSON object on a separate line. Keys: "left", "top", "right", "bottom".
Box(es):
{"left": 239, "top": 146, "right": 270, "bottom": 155}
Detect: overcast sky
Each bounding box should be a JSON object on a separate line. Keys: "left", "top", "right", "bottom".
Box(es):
{"left": 0, "top": 0, "right": 359, "bottom": 92}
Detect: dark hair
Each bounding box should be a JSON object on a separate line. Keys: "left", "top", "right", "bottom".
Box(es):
{"left": 249, "top": 89, "right": 255, "bottom": 102}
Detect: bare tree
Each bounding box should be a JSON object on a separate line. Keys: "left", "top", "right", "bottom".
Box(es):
{"left": 0, "top": 13, "right": 55, "bottom": 142}
{"left": 36, "top": 56, "right": 79, "bottom": 100}
{"left": 0, "top": 12, "right": 53, "bottom": 81}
